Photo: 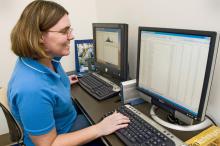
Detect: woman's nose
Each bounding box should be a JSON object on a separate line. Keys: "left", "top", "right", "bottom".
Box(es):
{"left": 67, "top": 32, "right": 74, "bottom": 40}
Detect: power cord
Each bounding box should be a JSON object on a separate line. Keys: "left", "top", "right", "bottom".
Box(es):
{"left": 206, "top": 115, "right": 217, "bottom": 126}
{"left": 167, "top": 113, "right": 184, "bottom": 125}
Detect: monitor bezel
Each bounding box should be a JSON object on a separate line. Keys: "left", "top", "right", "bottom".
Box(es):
{"left": 136, "top": 26, "right": 217, "bottom": 121}
{"left": 92, "top": 23, "right": 128, "bottom": 81}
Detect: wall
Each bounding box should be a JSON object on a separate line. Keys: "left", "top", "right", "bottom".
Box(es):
{"left": 95, "top": 0, "right": 220, "bottom": 125}
{"left": 0, "top": 0, "right": 97, "bottom": 135}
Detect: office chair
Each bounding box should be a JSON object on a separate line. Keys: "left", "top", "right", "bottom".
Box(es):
{"left": 0, "top": 87, "right": 24, "bottom": 146}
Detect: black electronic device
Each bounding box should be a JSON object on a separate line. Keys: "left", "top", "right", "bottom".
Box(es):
{"left": 136, "top": 26, "right": 217, "bottom": 124}
{"left": 92, "top": 23, "right": 129, "bottom": 81}
{"left": 104, "top": 105, "right": 185, "bottom": 146}
{"left": 78, "top": 72, "right": 120, "bottom": 100}
{"left": 78, "top": 23, "right": 129, "bottom": 100}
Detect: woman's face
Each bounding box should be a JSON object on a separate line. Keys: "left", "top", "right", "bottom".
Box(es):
{"left": 42, "top": 14, "right": 74, "bottom": 58}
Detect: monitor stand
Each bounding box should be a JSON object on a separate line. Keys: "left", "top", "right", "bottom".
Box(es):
{"left": 150, "top": 105, "right": 212, "bottom": 131}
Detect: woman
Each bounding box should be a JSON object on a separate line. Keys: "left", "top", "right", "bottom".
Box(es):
{"left": 7, "top": 0, "right": 130, "bottom": 146}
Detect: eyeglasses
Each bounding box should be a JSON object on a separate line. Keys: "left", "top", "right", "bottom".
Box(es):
{"left": 47, "top": 27, "right": 73, "bottom": 37}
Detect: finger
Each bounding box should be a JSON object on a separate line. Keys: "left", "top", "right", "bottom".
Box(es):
{"left": 108, "top": 112, "right": 129, "bottom": 122}
{"left": 70, "top": 76, "right": 78, "bottom": 81}
{"left": 69, "top": 74, "right": 78, "bottom": 79}
{"left": 115, "top": 112, "right": 127, "bottom": 118}
{"left": 71, "top": 76, "right": 78, "bottom": 80}
{"left": 110, "top": 110, "right": 117, "bottom": 116}
{"left": 112, "top": 112, "right": 122, "bottom": 118}
{"left": 71, "top": 80, "right": 79, "bottom": 84}
{"left": 116, "top": 119, "right": 130, "bottom": 125}
{"left": 73, "top": 78, "right": 79, "bottom": 81}
{"left": 115, "top": 124, "right": 129, "bottom": 131}
{"left": 115, "top": 116, "right": 130, "bottom": 121}
{"left": 69, "top": 74, "right": 74, "bottom": 77}
{"left": 107, "top": 111, "right": 118, "bottom": 118}
{"left": 114, "top": 113, "right": 130, "bottom": 120}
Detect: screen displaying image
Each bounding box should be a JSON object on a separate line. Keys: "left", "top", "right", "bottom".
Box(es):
{"left": 96, "top": 28, "right": 121, "bottom": 68}
{"left": 138, "top": 30, "right": 211, "bottom": 116}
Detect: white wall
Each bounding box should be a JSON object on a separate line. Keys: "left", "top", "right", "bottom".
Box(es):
{"left": 0, "top": 0, "right": 97, "bottom": 135}
{"left": 95, "top": 0, "right": 220, "bottom": 125}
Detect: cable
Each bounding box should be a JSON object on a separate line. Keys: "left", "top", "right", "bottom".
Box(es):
{"left": 167, "top": 113, "right": 184, "bottom": 125}
{"left": 206, "top": 115, "right": 217, "bottom": 126}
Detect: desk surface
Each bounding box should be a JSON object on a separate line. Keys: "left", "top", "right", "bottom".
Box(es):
{"left": 71, "top": 84, "right": 202, "bottom": 146}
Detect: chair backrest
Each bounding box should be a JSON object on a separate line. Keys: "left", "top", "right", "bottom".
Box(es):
{"left": 0, "top": 87, "right": 24, "bottom": 144}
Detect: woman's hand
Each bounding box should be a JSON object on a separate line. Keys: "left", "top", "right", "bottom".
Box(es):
{"left": 68, "top": 75, "right": 78, "bottom": 85}
{"left": 95, "top": 111, "right": 130, "bottom": 136}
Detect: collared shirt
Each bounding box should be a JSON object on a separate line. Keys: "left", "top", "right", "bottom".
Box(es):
{"left": 7, "top": 57, "right": 77, "bottom": 146}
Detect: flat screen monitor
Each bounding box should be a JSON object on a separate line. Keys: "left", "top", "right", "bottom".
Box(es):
{"left": 93, "top": 23, "right": 128, "bottom": 81}
{"left": 136, "top": 27, "right": 217, "bottom": 121}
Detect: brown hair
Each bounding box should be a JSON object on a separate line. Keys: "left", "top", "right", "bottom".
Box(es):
{"left": 11, "top": 0, "right": 68, "bottom": 59}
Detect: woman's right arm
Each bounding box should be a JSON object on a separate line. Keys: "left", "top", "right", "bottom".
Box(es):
{"left": 30, "top": 112, "right": 130, "bottom": 146}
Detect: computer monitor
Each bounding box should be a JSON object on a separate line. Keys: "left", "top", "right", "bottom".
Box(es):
{"left": 136, "top": 27, "right": 217, "bottom": 122}
{"left": 93, "top": 23, "right": 128, "bottom": 81}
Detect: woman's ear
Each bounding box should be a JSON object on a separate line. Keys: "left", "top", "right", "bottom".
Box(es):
{"left": 39, "top": 39, "right": 44, "bottom": 43}
{"left": 40, "top": 33, "right": 46, "bottom": 43}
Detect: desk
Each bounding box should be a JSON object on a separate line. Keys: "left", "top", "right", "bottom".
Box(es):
{"left": 71, "top": 84, "right": 202, "bottom": 146}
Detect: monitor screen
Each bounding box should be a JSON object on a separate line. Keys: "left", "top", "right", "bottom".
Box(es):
{"left": 137, "top": 27, "right": 217, "bottom": 121}
{"left": 93, "top": 23, "right": 128, "bottom": 81}
{"left": 96, "top": 28, "right": 120, "bottom": 68}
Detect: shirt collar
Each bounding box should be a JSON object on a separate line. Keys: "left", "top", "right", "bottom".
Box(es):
{"left": 20, "top": 57, "right": 61, "bottom": 78}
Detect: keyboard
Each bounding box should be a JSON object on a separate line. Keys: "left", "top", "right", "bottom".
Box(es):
{"left": 78, "top": 73, "right": 120, "bottom": 100}
{"left": 104, "top": 105, "right": 186, "bottom": 146}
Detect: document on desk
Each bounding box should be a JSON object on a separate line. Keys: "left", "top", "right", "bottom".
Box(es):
{"left": 186, "top": 125, "right": 220, "bottom": 146}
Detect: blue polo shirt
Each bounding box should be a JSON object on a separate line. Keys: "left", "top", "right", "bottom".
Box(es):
{"left": 7, "top": 57, "right": 77, "bottom": 146}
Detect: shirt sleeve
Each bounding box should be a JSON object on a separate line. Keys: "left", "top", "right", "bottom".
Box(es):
{"left": 17, "top": 87, "right": 56, "bottom": 136}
